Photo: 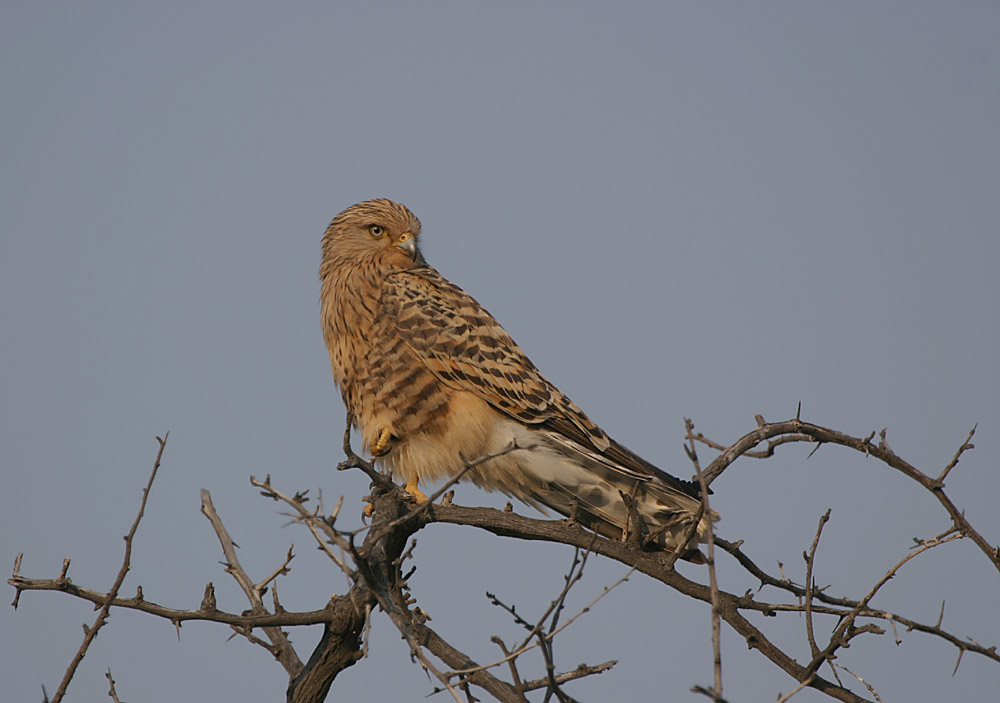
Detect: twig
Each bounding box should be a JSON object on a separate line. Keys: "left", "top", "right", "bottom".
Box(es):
{"left": 250, "top": 475, "right": 355, "bottom": 577}
{"left": 936, "top": 425, "right": 976, "bottom": 485}
{"left": 257, "top": 545, "right": 295, "bottom": 593}
{"left": 488, "top": 548, "right": 589, "bottom": 703}
{"left": 837, "top": 665, "right": 883, "bottom": 703}
{"left": 105, "top": 668, "right": 122, "bottom": 703}
{"left": 48, "top": 433, "right": 168, "bottom": 703}
{"left": 335, "top": 412, "right": 383, "bottom": 484}
{"left": 696, "top": 417, "right": 998, "bottom": 573}
{"left": 521, "top": 547, "right": 589, "bottom": 652}
{"left": 433, "top": 502, "right": 873, "bottom": 702}
{"left": 415, "top": 618, "right": 524, "bottom": 703}
{"left": 805, "top": 530, "right": 963, "bottom": 675}
{"left": 776, "top": 674, "right": 815, "bottom": 703}
{"left": 200, "top": 489, "right": 302, "bottom": 675}
{"left": 10, "top": 552, "right": 23, "bottom": 608}
{"left": 804, "top": 510, "right": 832, "bottom": 659}
{"left": 490, "top": 637, "right": 528, "bottom": 701}
{"left": 689, "top": 419, "right": 723, "bottom": 701}
{"left": 3, "top": 576, "right": 344, "bottom": 626}
{"left": 519, "top": 660, "right": 616, "bottom": 692}
{"left": 691, "top": 684, "right": 730, "bottom": 702}
{"left": 451, "top": 563, "right": 635, "bottom": 682}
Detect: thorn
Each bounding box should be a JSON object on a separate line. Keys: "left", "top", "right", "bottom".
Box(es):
{"left": 201, "top": 583, "right": 217, "bottom": 611}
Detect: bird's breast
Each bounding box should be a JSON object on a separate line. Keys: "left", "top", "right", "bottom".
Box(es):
{"left": 320, "top": 264, "right": 383, "bottom": 399}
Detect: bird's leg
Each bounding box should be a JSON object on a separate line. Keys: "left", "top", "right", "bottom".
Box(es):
{"left": 404, "top": 476, "right": 429, "bottom": 504}
{"left": 372, "top": 427, "right": 393, "bottom": 456}
{"left": 362, "top": 428, "right": 392, "bottom": 517}
{"left": 365, "top": 429, "right": 417, "bottom": 515}
{"left": 362, "top": 476, "right": 426, "bottom": 517}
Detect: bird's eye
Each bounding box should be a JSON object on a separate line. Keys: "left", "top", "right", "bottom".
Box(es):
{"left": 368, "top": 224, "right": 385, "bottom": 239}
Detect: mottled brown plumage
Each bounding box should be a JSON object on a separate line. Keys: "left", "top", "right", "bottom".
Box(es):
{"left": 320, "top": 199, "right": 716, "bottom": 558}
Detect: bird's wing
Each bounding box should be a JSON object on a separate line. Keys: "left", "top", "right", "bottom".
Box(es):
{"left": 380, "top": 267, "right": 611, "bottom": 452}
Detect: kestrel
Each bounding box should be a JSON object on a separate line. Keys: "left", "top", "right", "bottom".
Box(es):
{"left": 320, "top": 199, "right": 716, "bottom": 559}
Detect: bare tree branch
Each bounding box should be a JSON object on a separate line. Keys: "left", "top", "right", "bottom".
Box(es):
{"left": 804, "top": 509, "right": 832, "bottom": 660}
{"left": 44, "top": 433, "right": 168, "bottom": 703}
{"left": 200, "top": 489, "right": 302, "bottom": 675}
{"left": 687, "top": 418, "right": 724, "bottom": 701}
{"left": 695, "top": 418, "right": 999, "bottom": 572}
{"left": 9, "top": 413, "right": 998, "bottom": 703}
{"left": 104, "top": 669, "right": 122, "bottom": 703}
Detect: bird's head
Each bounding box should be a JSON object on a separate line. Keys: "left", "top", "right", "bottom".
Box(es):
{"left": 321, "top": 199, "right": 425, "bottom": 271}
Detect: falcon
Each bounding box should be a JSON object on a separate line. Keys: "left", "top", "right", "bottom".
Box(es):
{"left": 319, "top": 199, "right": 716, "bottom": 559}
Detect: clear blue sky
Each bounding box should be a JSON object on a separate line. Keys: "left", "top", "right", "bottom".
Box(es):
{"left": 2, "top": 3, "right": 998, "bottom": 701}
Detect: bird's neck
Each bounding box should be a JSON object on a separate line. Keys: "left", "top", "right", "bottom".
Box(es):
{"left": 320, "top": 253, "right": 391, "bottom": 406}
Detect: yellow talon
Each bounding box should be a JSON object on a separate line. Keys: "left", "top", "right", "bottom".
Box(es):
{"left": 372, "top": 428, "right": 392, "bottom": 456}
{"left": 404, "top": 477, "right": 428, "bottom": 503}
{"left": 362, "top": 502, "right": 374, "bottom": 518}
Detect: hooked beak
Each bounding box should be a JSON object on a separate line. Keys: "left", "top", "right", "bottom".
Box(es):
{"left": 395, "top": 232, "right": 421, "bottom": 263}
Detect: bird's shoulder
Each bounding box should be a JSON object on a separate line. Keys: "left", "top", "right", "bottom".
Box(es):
{"left": 382, "top": 266, "right": 477, "bottom": 310}
{"left": 380, "top": 266, "right": 516, "bottom": 347}
{"left": 379, "top": 267, "right": 613, "bottom": 452}
{"left": 379, "top": 266, "right": 552, "bottom": 410}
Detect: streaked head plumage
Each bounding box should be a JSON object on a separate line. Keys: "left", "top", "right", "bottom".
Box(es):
{"left": 323, "top": 198, "right": 422, "bottom": 262}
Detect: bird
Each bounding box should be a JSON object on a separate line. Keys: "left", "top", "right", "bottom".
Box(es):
{"left": 319, "top": 198, "right": 717, "bottom": 560}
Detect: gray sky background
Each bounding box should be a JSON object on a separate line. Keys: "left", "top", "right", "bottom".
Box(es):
{"left": 3, "top": 3, "right": 998, "bottom": 701}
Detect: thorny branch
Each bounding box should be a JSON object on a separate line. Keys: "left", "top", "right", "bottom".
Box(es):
{"left": 8, "top": 413, "right": 998, "bottom": 703}
{"left": 690, "top": 418, "right": 998, "bottom": 573}
{"left": 468, "top": 548, "right": 630, "bottom": 695}
{"left": 804, "top": 510, "right": 832, "bottom": 662}
{"left": 686, "top": 418, "right": 724, "bottom": 702}
{"left": 19, "top": 434, "right": 169, "bottom": 703}
{"left": 105, "top": 669, "right": 122, "bottom": 703}
{"left": 200, "top": 489, "right": 302, "bottom": 675}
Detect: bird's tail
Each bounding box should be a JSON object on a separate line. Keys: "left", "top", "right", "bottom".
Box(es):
{"left": 516, "top": 430, "right": 718, "bottom": 562}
